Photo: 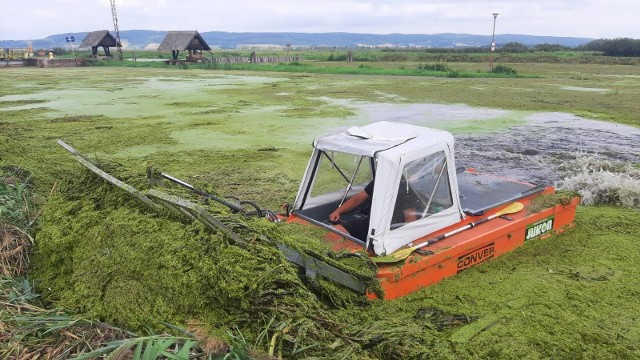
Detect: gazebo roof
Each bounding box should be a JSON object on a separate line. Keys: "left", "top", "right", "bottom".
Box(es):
{"left": 157, "top": 31, "right": 211, "bottom": 51}
{"left": 79, "top": 30, "right": 120, "bottom": 48}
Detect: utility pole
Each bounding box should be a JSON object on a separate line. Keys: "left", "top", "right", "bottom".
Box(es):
{"left": 489, "top": 12, "right": 498, "bottom": 71}
{"left": 110, "top": 0, "right": 123, "bottom": 61}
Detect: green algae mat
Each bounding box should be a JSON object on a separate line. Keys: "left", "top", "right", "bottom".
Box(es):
{"left": 1, "top": 66, "right": 640, "bottom": 358}
{"left": 25, "top": 166, "right": 640, "bottom": 358}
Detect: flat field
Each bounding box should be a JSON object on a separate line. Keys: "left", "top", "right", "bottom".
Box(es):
{"left": 1, "top": 61, "right": 639, "bottom": 359}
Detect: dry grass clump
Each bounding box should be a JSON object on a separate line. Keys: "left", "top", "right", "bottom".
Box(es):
{"left": 187, "top": 321, "right": 230, "bottom": 356}
{"left": 0, "top": 278, "right": 206, "bottom": 360}
{"left": 0, "top": 228, "right": 32, "bottom": 277}
{"left": 1, "top": 269, "right": 128, "bottom": 359}
{"left": 0, "top": 166, "right": 39, "bottom": 276}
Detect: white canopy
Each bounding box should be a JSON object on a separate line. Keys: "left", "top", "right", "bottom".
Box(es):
{"left": 295, "top": 121, "right": 466, "bottom": 256}
{"left": 313, "top": 123, "right": 417, "bottom": 156}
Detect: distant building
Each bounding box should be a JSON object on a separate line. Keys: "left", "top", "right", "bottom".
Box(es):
{"left": 236, "top": 44, "right": 284, "bottom": 51}
{"left": 79, "top": 30, "right": 121, "bottom": 57}
{"left": 157, "top": 31, "right": 211, "bottom": 61}
{"left": 144, "top": 43, "right": 160, "bottom": 51}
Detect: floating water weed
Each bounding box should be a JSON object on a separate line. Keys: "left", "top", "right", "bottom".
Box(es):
{"left": 30, "top": 161, "right": 382, "bottom": 357}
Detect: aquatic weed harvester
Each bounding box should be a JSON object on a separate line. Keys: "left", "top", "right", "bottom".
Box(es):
{"left": 59, "top": 121, "right": 579, "bottom": 300}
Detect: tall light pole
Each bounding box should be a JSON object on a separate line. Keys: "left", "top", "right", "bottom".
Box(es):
{"left": 489, "top": 12, "right": 499, "bottom": 71}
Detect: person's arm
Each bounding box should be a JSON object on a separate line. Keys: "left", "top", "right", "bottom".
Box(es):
{"left": 329, "top": 190, "right": 370, "bottom": 222}
{"left": 403, "top": 208, "right": 418, "bottom": 223}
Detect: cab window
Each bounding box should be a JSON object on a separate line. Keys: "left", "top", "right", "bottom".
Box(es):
{"left": 391, "top": 151, "right": 453, "bottom": 229}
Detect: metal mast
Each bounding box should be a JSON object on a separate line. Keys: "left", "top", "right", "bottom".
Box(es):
{"left": 110, "top": 0, "right": 123, "bottom": 61}
{"left": 489, "top": 13, "right": 499, "bottom": 71}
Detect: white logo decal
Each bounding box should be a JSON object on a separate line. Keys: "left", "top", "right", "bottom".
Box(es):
{"left": 525, "top": 217, "right": 554, "bottom": 241}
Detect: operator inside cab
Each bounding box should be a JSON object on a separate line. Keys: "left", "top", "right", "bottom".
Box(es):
{"left": 329, "top": 178, "right": 422, "bottom": 240}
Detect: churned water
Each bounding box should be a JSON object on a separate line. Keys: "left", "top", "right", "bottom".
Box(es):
{"left": 344, "top": 102, "right": 640, "bottom": 209}
{"left": 454, "top": 114, "right": 640, "bottom": 209}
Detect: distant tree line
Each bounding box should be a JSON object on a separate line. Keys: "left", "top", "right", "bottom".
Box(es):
{"left": 498, "top": 42, "right": 573, "bottom": 53}
{"left": 492, "top": 38, "right": 640, "bottom": 57}
{"left": 381, "top": 43, "right": 575, "bottom": 54}
{"left": 383, "top": 47, "right": 488, "bottom": 54}
{"left": 378, "top": 38, "right": 640, "bottom": 57}
{"left": 578, "top": 38, "right": 640, "bottom": 57}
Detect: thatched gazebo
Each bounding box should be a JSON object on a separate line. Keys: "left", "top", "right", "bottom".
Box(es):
{"left": 157, "top": 31, "right": 211, "bottom": 62}
{"left": 79, "top": 30, "right": 120, "bottom": 57}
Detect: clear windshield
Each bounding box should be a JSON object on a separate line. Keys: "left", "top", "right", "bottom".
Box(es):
{"left": 390, "top": 150, "right": 454, "bottom": 229}
{"left": 308, "top": 151, "right": 373, "bottom": 205}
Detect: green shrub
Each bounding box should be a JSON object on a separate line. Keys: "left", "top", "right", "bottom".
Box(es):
{"left": 491, "top": 64, "right": 517, "bottom": 75}
{"left": 446, "top": 70, "right": 475, "bottom": 78}
{"left": 379, "top": 54, "right": 408, "bottom": 62}
{"left": 327, "top": 53, "right": 347, "bottom": 61}
{"left": 418, "top": 63, "right": 451, "bottom": 72}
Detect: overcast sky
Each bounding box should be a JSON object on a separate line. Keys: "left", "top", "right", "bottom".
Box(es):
{"left": 2, "top": 0, "right": 638, "bottom": 41}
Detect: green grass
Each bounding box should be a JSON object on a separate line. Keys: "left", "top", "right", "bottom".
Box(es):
{"left": 84, "top": 58, "right": 529, "bottom": 78}
{"left": 61, "top": 48, "right": 640, "bottom": 66}
{"left": 217, "top": 61, "right": 513, "bottom": 77}
{"left": 0, "top": 176, "right": 33, "bottom": 230}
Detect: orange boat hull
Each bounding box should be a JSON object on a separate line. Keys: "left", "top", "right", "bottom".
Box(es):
{"left": 370, "top": 191, "right": 579, "bottom": 299}
{"left": 289, "top": 188, "right": 579, "bottom": 300}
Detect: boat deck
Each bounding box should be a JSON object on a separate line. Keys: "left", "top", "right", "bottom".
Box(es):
{"left": 458, "top": 169, "right": 545, "bottom": 216}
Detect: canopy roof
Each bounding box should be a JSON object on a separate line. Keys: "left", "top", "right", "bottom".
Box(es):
{"left": 79, "top": 30, "right": 119, "bottom": 48}
{"left": 313, "top": 121, "right": 452, "bottom": 156}
{"left": 157, "top": 31, "right": 211, "bottom": 51}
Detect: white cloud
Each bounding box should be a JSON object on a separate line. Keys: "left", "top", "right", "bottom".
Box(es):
{"left": 1, "top": 0, "right": 638, "bottom": 40}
